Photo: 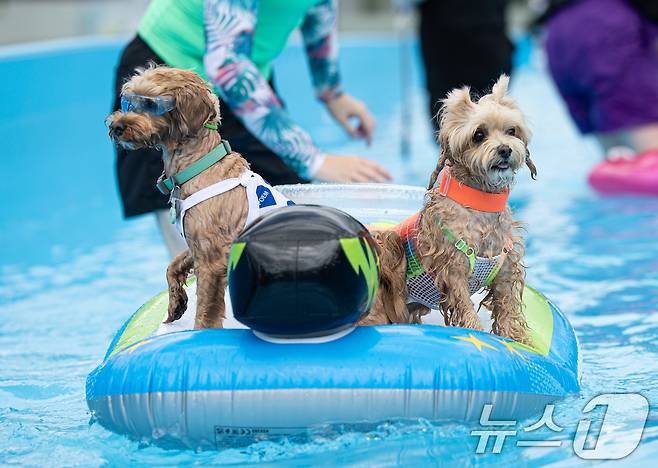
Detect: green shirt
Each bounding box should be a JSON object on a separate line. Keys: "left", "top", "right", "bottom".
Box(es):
{"left": 138, "top": 0, "right": 319, "bottom": 81}
{"left": 137, "top": 0, "right": 340, "bottom": 179}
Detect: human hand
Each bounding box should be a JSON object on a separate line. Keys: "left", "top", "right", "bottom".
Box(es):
{"left": 324, "top": 94, "right": 376, "bottom": 145}
{"left": 314, "top": 154, "right": 392, "bottom": 183}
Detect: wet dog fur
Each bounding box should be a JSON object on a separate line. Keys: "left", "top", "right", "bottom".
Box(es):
{"left": 107, "top": 66, "right": 250, "bottom": 329}
{"left": 360, "top": 76, "right": 536, "bottom": 344}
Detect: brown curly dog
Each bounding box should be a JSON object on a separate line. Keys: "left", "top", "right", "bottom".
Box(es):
{"left": 360, "top": 75, "right": 537, "bottom": 344}
{"left": 107, "top": 66, "right": 254, "bottom": 329}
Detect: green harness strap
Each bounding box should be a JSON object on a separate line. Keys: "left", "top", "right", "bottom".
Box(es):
{"left": 434, "top": 215, "right": 476, "bottom": 276}
{"left": 157, "top": 139, "right": 231, "bottom": 195}
{"left": 483, "top": 256, "right": 504, "bottom": 288}
{"left": 433, "top": 215, "right": 510, "bottom": 288}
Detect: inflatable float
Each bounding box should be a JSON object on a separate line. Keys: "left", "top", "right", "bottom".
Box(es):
{"left": 589, "top": 149, "right": 658, "bottom": 195}
{"left": 86, "top": 184, "right": 580, "bottom": 450}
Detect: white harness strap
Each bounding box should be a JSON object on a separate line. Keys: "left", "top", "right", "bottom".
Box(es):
{"left": 173, "top": 170, "right": 292, "bottom": 241}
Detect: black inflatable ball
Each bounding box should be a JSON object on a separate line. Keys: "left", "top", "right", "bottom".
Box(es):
{"left": 227, "top": 205, "right": 380, "bottom": 338}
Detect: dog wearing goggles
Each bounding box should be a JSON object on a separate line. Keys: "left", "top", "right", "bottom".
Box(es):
{"left": 120, "top": 93, "right": 175, "bottom": 116}
{"left": 107, "top": 66, "right": 256, "bottom": 329}
{"left": 360, "top": 76, "right": 536, "bottom": 345}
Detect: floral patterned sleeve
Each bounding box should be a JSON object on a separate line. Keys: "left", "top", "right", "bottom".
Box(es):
{"left": 203, "top": 0, "right": 325, "bottom": 179}
{"left": 300, "top": 0, "right": 343, "bottom": 102}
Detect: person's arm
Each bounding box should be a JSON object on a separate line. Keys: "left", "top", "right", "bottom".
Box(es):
{"left": 204, "top": 0, "right": 391, "bottom": 182}
{"left": 300, "top": 0, "right": 376, "bottom": 144}
{"left": 203, "top": 0, "right": 325, "bottom": 179}
{"left": 300, "top": 0, "right": 342, "bottom": 102}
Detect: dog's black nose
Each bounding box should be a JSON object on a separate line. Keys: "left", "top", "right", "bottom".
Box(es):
{"left": 109, "top": 122, "right": 125, "bottom": 139}
{"left": 497, "top": 145, "right": 511, "bottom": 159}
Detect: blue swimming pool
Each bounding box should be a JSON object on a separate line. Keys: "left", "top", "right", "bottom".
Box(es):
{"left": 1, "top": 35, "right": 657, "bottom": 466}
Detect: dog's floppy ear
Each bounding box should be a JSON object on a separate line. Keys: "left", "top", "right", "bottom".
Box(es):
{"left": 204, "top": 80, "right": 221, "bottom": 126}
{"left": 427, "top": 88, "right": 471, "bottom": 189}
{"left": 427, "top": 109, "right": 452, "bottom": 189}
{"left": 525, "top": 149, "right": 537, "bottom": 180}
{"left": 486, "top": 74, "right": 520, "bottom": 109}
{"left": 428, "top": 147, "right": 450, "bottom": 189}
{"left": 440, "top": 86, "right": 474, "bottom": 122}
{"left": 170, "top": 80, "right": 220, "bottom": 139}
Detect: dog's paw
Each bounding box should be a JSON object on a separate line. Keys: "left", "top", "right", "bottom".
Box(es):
{"left": 508, "top": 329, "right": 531, "bottom": 346}
{"left": 454, "top": 315, "right": 484, "bottom": 331}
{"left": 165, "top": 289, "right": 188, "bottom": 323}
{"left": 493, "top": 320, "right": 531, "bottom": 345}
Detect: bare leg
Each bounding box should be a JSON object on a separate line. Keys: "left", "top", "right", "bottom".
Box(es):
{"left": 596, "top": 131, "right": 633, "bottom": 156}
{"left": 627, "top": 123, "right": 658, "bottom": 153}
{"left": 164, "top": 250, "right": 193, "bottom": 323}
{"left": 154, "top": 210, "right": 187, "bottom": 258}
{"left": 597, "top": 123, "right": 658, "bottom": 157}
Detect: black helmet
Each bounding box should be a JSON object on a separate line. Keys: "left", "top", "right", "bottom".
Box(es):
{"left": 228, "top": 205, "right": 380, "bottom": 338}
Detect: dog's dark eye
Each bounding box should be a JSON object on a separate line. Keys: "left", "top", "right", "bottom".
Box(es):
{"left": 506, "top": 127, "right": 516, "bottom": 136}
{"left": 143, "top": 99, "right": 158, "bottom": 113}
{"left": 473, "top": 129, "right": 486, "bottom": 144}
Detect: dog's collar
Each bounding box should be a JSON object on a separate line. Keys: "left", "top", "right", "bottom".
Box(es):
{"left": 156, "top": 140, "right": 232, "bottom": 195}
{"left": 437, "top": 168, "right": 509, "bottom": 212}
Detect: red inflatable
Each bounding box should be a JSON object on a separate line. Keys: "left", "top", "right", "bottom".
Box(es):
{"left": 588, "top": 150, "right": 658, "bottom": 195}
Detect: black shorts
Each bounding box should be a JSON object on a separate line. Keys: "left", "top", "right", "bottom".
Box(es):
{"left": 417, "top": 0, "right": 513, "bottom": 129}
{"left": 113, "top": 35, "right": 308, "bottom": 218}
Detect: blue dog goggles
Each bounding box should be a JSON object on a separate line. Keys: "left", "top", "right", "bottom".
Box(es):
{"left": 120, "top": 93, "right": 175, "bottom": 116}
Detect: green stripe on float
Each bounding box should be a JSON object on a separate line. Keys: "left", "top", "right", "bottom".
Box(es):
{"left": 512, "top": 285, "right": 554, "bottom": 356}
{"left": 107, "top": 277, "right": 197, "bottom": 359}
{"left": 105, "top": 275, "right": 553, "bottom": 359}
{"left": 108, "top": 291, "right": 168, "bottom": 358}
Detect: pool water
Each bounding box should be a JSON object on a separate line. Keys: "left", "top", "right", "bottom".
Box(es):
{"left": 1, "top": 35, "right": 658, "bottom": 466}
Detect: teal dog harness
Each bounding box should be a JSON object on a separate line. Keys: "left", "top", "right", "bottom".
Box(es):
{"left": 156, "top": 141, "right": 294, "bottom": 242}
